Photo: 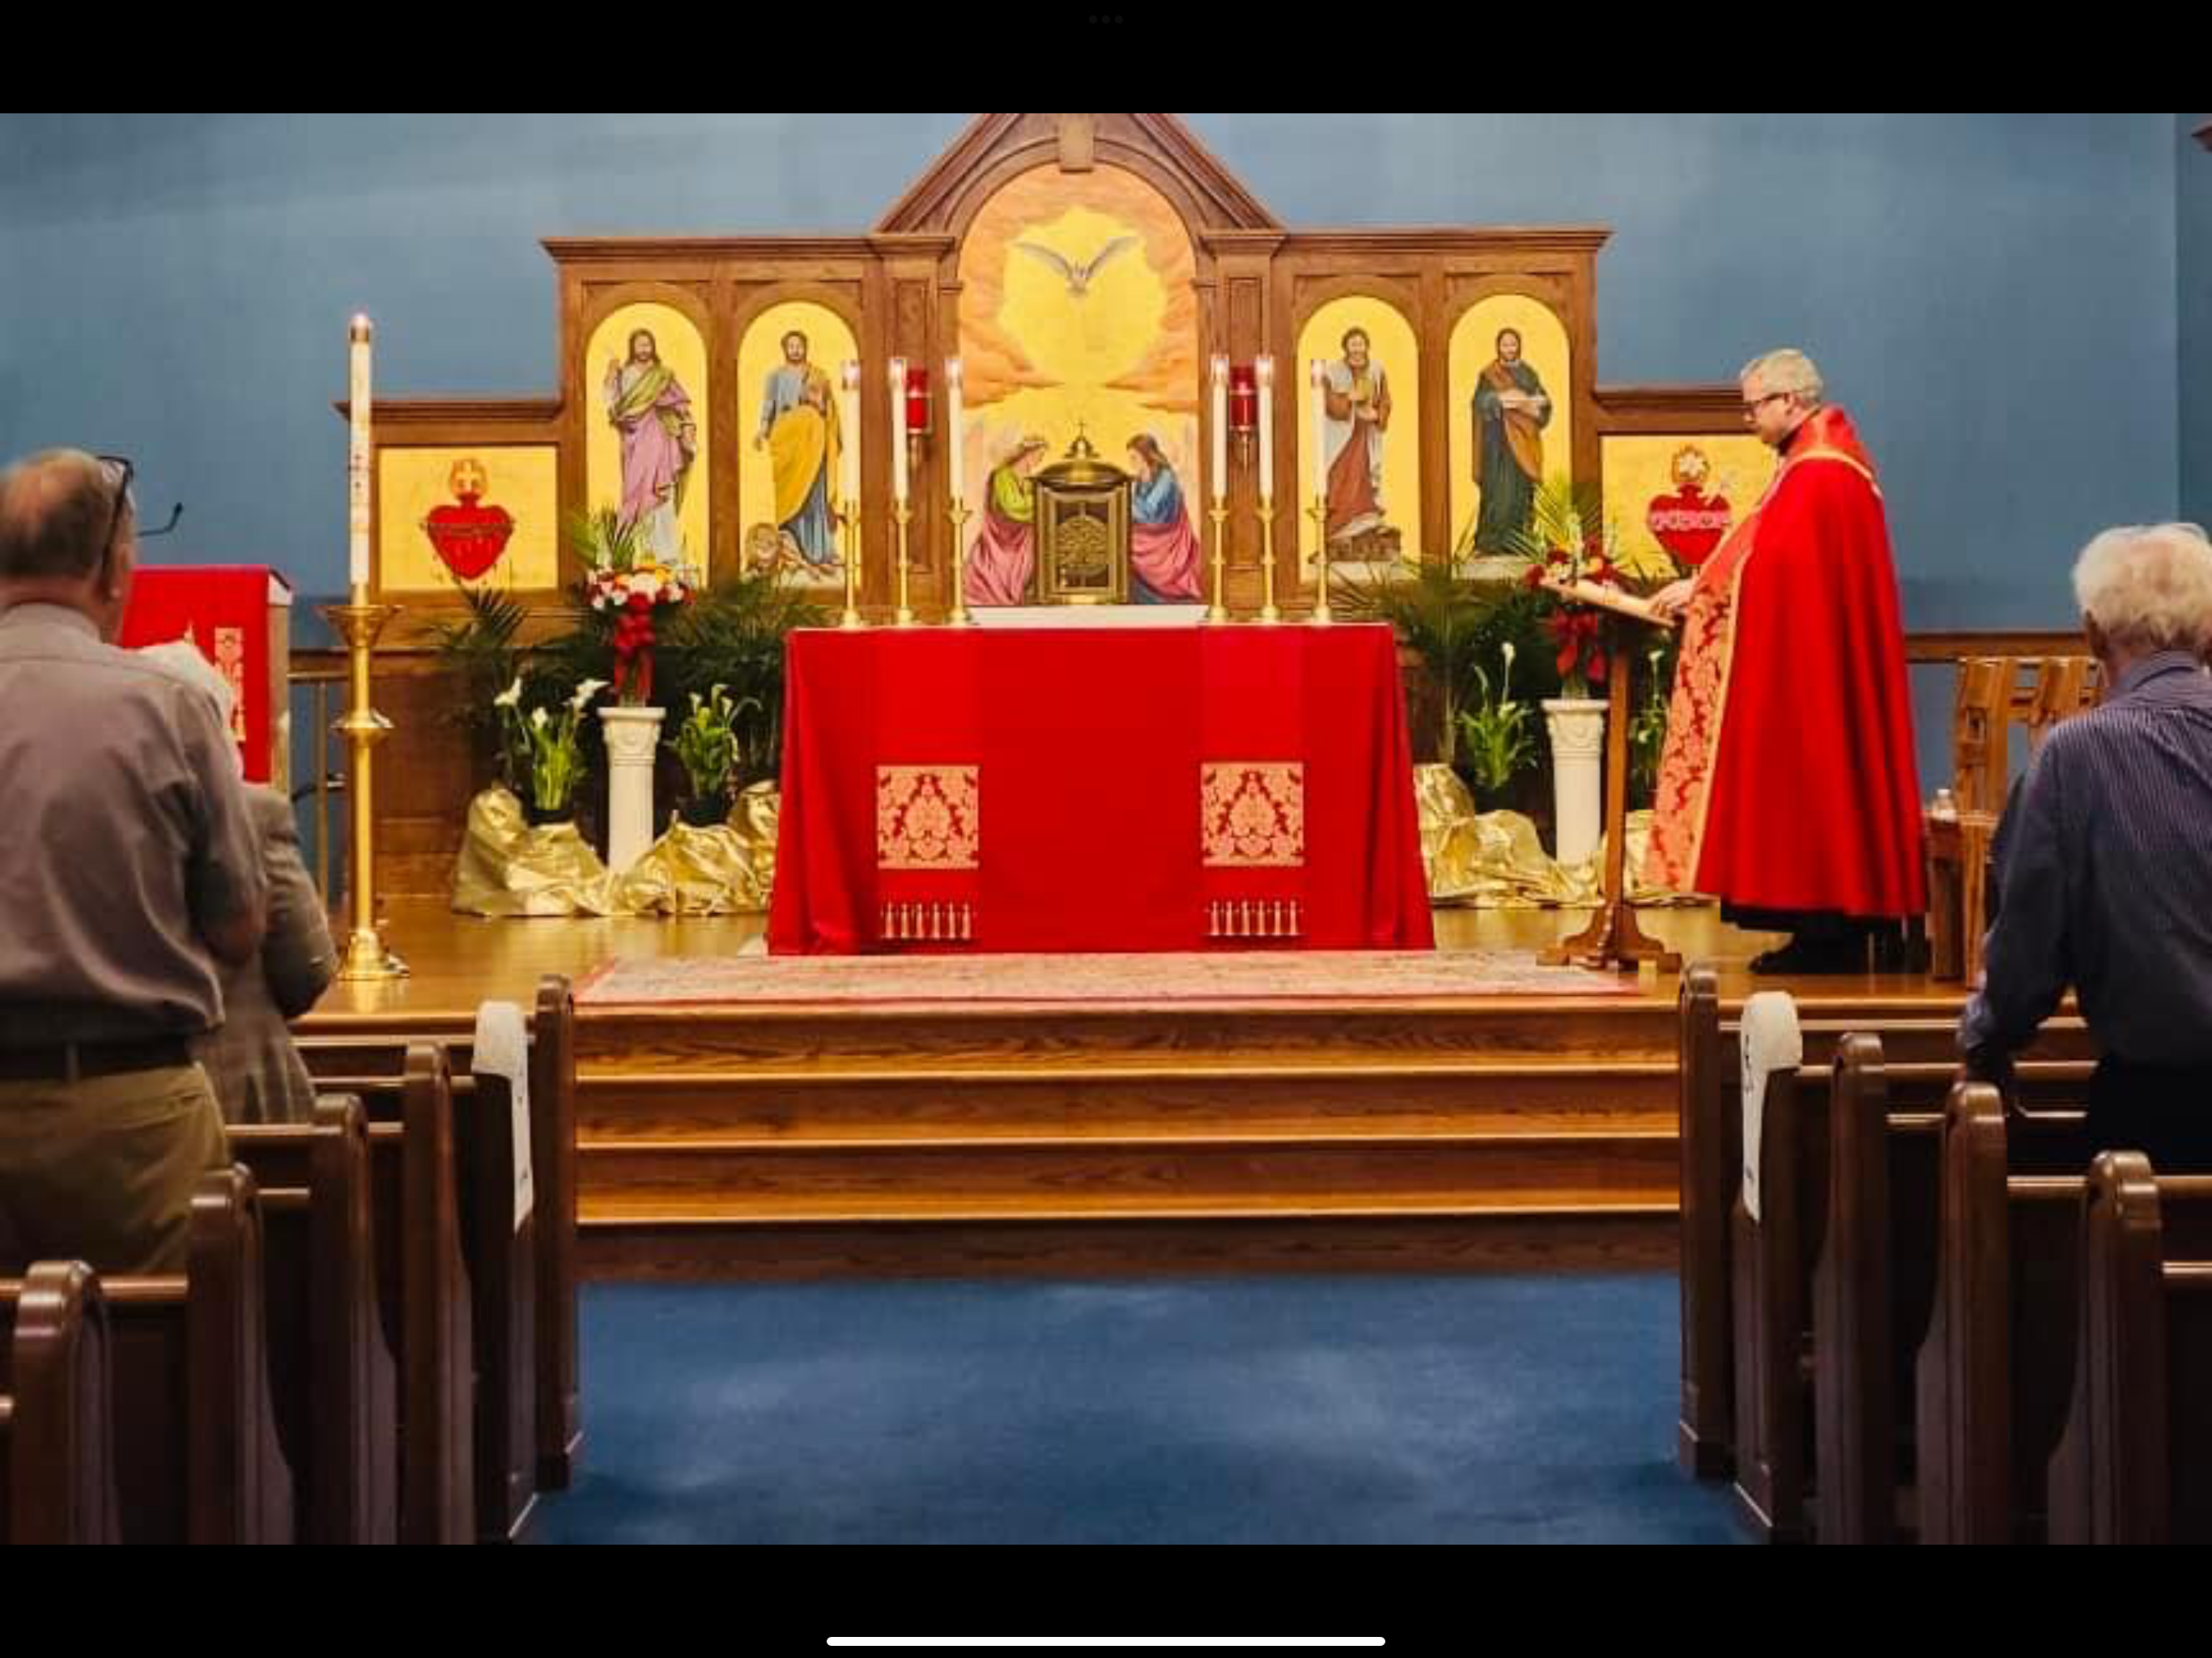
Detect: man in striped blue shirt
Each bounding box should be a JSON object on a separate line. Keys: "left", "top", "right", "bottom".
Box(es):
{"left": 1961, "top": 522, "right": 2212, "bottom": 1168}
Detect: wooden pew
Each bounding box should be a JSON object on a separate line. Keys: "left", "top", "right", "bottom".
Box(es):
{"left": 121, "top": 1167, "right": 295, "bottom": 1545}
{"left": 0, "top": 1261, "right": 120, "bottom": 1545}
{"left": 1727, "top": 1007, "right": 1820, "bottom": 1540}
{"left": 295, "top": 1030, "right": 537, "bottom": 1541}
{"left": 2047, "top": 1153, "right": 2212, "bottom": 1544}
{"left": 533, "top": 977, "right": 581, "bottom": 1494}
{"left": 1676, "top": 966, "right": 2095, "bottom": 1490}
{"left": 1813, "top": 1068, "right": 2096, "bottom": 1544}
{"left": 1729, "top": 1031, "right": 2093, "bottom": 1540}
{"left": 263, "top": 1045, "right": 476, "bottom": 1544}
{"left": 1677, "top": 968, "right": 1733, "bottom": 1478}
{"left": 1683, "top": 971, "right": 1992, "bottom": 1481}
{"left": 1811, "top": 1035, "right": 1920, "bottom": 1546}
{"left": 386, "top": 1046, "right": 476, "bottom": 1545}
{"left": 1916, "top": 1084, "right": 2095, "bottom": 1544}
{"left": 298, "top": 973, "right": 578, "bottom": 1507}
{"left": 228, "top": 1097, "right": 399, "bottom": 1545}
{"left": 0, "top": 1168, "right": 294, "bottom": 1544}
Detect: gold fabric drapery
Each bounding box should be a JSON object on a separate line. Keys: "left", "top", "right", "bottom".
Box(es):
{"left": 453, "top": 782, "right": 781, "bottom": 918}
{"left": 1414, "top": 764, "right": 1695, "bottom": 909}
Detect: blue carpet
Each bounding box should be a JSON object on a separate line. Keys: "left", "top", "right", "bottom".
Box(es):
{"left": 530, "top": 1273, "right": 1750, "bottom": 1545}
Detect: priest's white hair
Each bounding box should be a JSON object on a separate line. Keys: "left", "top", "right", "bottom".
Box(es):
{"left": 2073, "top": 522, "right": 2212, "bottom": 656}
{"left": 1739, "top": 349, "right": 1825, "bottom": 407}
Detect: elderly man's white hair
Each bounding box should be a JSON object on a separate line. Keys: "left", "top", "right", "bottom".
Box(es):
{"left": 1740, "top": 348, "right": 1825, "bottom": 406}
{"left": 137, "top": 636, "right": 237, "bottom": 734}
{"left": 2072, "top": 522, "right": 2212, "bottom": 657}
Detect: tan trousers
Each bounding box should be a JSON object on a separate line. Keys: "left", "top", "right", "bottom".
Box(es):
{"left": 0, "top": 1063, "right": 232, "bottom": 1275}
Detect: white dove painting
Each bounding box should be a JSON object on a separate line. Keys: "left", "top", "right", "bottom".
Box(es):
{"left": 1010, "top": 235, "right": 1140, "bottom": 297}
{"left": 955, "top": 168, "right": 1203, "bottom": 542}
{"left": 999, "top": 212, "right": 1163, "bottom": 367}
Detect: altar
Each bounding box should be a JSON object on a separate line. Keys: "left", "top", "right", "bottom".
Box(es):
{"left": 768, "top": 623, "right": 1435, "bottom": 955}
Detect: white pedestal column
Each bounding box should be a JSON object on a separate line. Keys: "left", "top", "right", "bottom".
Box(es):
{"left": 1542, "top": 697, "right": 1609, "bottom": 868}
{"left": 599, "top": 705, "right": 666, "bottom": 875}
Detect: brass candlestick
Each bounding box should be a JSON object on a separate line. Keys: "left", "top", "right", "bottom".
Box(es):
{"left": 1206, "top": 503, "right": 1231, "bottom": 624}
{"left": 1257, "top": 497, "right": 1282, "bottom": 624}
{"left": 837, "top": 496, "right": 864, "bottom": 630}
{"left": 1306, "top": 498, "right": 1335, "bottom": 627}
{"left": 946, "top": 500, "right": 974, "bottom": 627}
{"left": 893, "top": 501, "right": 916, "bottom": 627}
{"left": 321, "top": 589, "right": 407, "bottom": 981}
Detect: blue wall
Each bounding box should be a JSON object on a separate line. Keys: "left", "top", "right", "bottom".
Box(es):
{"left": 1, "top": 113, "right": 2189, "bottom": 789}
{"left": 2183, "top": 114, "right": 2212, "bottom": 529}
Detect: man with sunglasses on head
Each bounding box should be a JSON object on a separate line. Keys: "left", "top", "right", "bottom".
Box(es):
{"left": 1642, "top": 350, "right": 1926, "bottom": 975}
{"left": 0, "top": 448, "right": 265, "bottom": 1274}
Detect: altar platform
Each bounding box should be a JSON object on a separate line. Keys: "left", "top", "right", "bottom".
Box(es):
{"left": 301, "top": 899, "right": 1967, "bottom": 1280}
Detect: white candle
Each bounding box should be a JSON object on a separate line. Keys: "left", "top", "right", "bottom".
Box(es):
{"left": 348, "top": 314, "right": 373, "bottom": 589}
{"left": 1209, "top": 354, "right": 1229, "bottom": 506}
{"left": 839, "top": 360, "right": 861, "bottom": 506}
{"left": 1256, "top": 355, "right": 1276, "bottom": 502}
{"left": 1310, "top": 359, "right": 1328, "bottom": 504}
{"left": 946, "top": 357, "right": 965, "bottom": 505}
{"left": 889, "top": 356, "right": 909, "bottom": 504}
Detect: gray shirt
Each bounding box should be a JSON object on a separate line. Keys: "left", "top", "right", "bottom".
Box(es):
{"left": 0, "top": 603, "right": 266, "bottom": 1044}
{"left": 1962, "top": 651, "right": 2212, "bottom": 1066}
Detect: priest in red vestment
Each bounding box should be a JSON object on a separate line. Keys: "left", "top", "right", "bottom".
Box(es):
{"left": 1645, "top": 350, "right": 1926, "bottom": 973}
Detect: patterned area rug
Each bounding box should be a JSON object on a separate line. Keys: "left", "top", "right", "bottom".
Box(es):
{"left": 575, "top": 948, "right": 1641, "bottom": 1008}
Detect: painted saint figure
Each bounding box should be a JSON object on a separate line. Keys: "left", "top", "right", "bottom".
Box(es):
{"left": 1470, "top": 328, "right": 1552, "bottom": 555}
{"left": 965, "top": 436, "right": 1050, "bottom": 606}
{"left": 754, "top": 329, "right": 842, "bottom": 571}
{"left": 603, "top": 328, "right": 697, "bottom": 560}
{"left": 1321, "top": 328, "right": 1393, "bottom": 547}
{"left": 1125, "top": 434, "right": 1203, "bottom": 603}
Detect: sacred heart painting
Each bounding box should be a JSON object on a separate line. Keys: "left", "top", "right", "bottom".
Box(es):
{"left": 376, "top": 445, "right": 559, "bottom": 594}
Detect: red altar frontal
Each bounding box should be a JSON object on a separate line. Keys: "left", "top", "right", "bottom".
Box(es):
{"left": 768, "top": 623, "right": 1435, "bottom": 956}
